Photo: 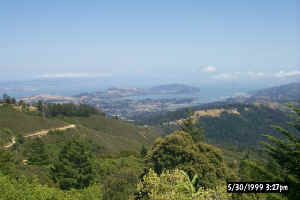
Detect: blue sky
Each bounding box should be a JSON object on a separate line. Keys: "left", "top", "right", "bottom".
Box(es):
{"left": 1, "top": 0, "right": 299, "bottom": 87}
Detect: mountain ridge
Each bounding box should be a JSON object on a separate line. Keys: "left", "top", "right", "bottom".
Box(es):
{"left": 226, "top": 81, "right": 300, "bottom": 103}
{"left": 132, "top": 101, "right": 297, "bottom": 148}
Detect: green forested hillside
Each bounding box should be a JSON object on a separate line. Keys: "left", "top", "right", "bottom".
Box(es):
{"left": 197, "top": 104, "right": 295, "bottom": 147}
{"left": 133, "top": 102, "right": 296, "bottom": 148}
{"left": 1, "top": 101, "right": 299, "bottom": 200}
{"left": 0, "top": 103, "right": 161, "bottom": 199}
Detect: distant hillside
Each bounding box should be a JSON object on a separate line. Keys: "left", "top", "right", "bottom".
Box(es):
{"left": 227, "top": 82, "right": 300, "bottom": 103}
{"left": 75, "top": 88, "right": 146, "bottom": 99}
{"left": 133, "top": 102, "right": 297, "bottom": 148}
{"left": 74, "top": 84, "right": 200, "bottom": 99}
{"left": 0, "top": 104, "right": 161, "bottom": 152}
{"left": 148, "top": 84, "right": 200, "bottom": 94}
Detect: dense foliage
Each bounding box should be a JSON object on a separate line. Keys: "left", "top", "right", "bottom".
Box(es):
{"left": 95, "top": 155, "right": 144, "bottom": 200}
{"left": 50, "top": 138, "right": 94, "bottom": 190}
{"left": 27, "top": 138, "right": 49, "bottom": 166}
{"left": 0, "top": 173, "right": 103, "bottom": 200}
{"left": 37, "top": 101, "right": 103, "bottom": 118}
{"left": 145, "top": 131, "right": 227, "bottom": 189}
{"left": 0, "top": 149, "right": 16, "bottom": 176}
{"left": 134, "top": 103, "right": 295, "bottom": 148}
{"left": 135, "top": 169, "right": 231, "bottom": 200}
{"left": 263, "top": 104, "right": 300, "bottom": 200}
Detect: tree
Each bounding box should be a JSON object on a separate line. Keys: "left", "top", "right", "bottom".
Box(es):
{"left": 27, "top": 137, "right": 49, "bottom": 166}
{"left": 0, "top": 149, "right": 16, "bottom": 176}
{"left": 11, "top": 98, "right": 16, "bottom": 105}
{"left": 18, "top": 100, "right": 24, "bottom": 106}
{"left": 36, "top": 100, "right": 43, "bottom": 112}
{"left": 177, "top": 113, "right": 204, "bottom": 142}
{"left": 3, "top": 94, "right": 11, "bottom": 104}
{"left": 51, "top": 138, "right": 94, "bottom": 190}
{"left": 15, "top": 134, "right": 25, "bottom": 145}
{"left": 96, "top": 155, "right": 144, "bottom": 200}
{"left": 140, "top": 145, "right": 148, "bottom": 158}
{"left": 135, "top": 169, "right": 231, "bottom": 200}
{"left": 41, "top": 102, "right": 100, "bottom": 118}
{"left": 11, "top": 134, "right": 25, "bottom": 151}
{"left": 145, "top": 131, "right": 227, "bottom": 189}
{"left": 235, "top": 159, "right": 286, "bottom": 200}
{"left": 36, "top": 100, "right": 47, "bottom": 118}
{"left": 263, "top": 104, "right": 300, "bottom": 200}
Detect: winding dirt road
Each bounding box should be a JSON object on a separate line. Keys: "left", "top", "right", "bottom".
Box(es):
{"left": 3, "top": 124, "right": 76, "bottom": 148}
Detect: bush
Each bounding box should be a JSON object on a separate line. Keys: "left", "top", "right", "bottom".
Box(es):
{"left": 135, "top": 169, "right": 231, "bottom": 200}
{"left": 0, "top": 173, "right": 103, "bottom": 200}
{"left": 145, "top": 131, "right": 227, "bottom": 188}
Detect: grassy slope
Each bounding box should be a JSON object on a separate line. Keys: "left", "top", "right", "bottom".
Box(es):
{"left": 60, "top": 115, "right": 160, "bottom": 152}
{"left": 0, "top": 105, "right": 67, "bottom": 145}
{"left": 0, "top": 105, "right": 67, "bottom": 134}
{"left": 0, "top": 104, "right": 161, "bottom": 153}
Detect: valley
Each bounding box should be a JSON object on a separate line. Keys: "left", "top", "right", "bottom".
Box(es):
{"left": 20, "top": 84, "right": 204, "bottom": 119}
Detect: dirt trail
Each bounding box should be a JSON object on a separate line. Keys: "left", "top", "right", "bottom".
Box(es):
{"left": 3, "top": 124, "right": 76, "bottom": 148}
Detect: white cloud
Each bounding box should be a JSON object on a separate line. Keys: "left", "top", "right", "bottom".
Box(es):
{"left": 212, "top": 72, "right": 240, "bottom": 80}
{"left": 275, "top": 70, "right": 300, "bottom": 78}
{"left": 247, "top": 72, "right": 265, "bottom": 78}
{"left": 39, "top": 73, "right": 112, "bottom": 78}
{"left": 202, "top": 66, "right": 217, "bottom": 72}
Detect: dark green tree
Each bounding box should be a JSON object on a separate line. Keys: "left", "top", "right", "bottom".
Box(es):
{"left": 27, "top": 137, "right": 49, "bottom": 166}
{"left": 50, "top": 138, "right": 94, "bottom": 190}
{"left": 36, "top": 100, "right": 43, "bottom": 112}
{"left": 42, "top": 102, "right": 100, "bottom": 118}
{"left": 3, "top": 94, "right": 11, "bottom": 104}
{"left": 11, "top": 98, "right": 16, "bottom": 105}
{"left": 140, "top": 145, "right": 148, "bottom": 158}
{"left": 0, "top": 149, "right": 16, "bottom": 176}
{"left": 15, "top": 134, "right": 25, "bottom": 145}
{"left": 263, "top": 104, "right": 300, "bottom": 200}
